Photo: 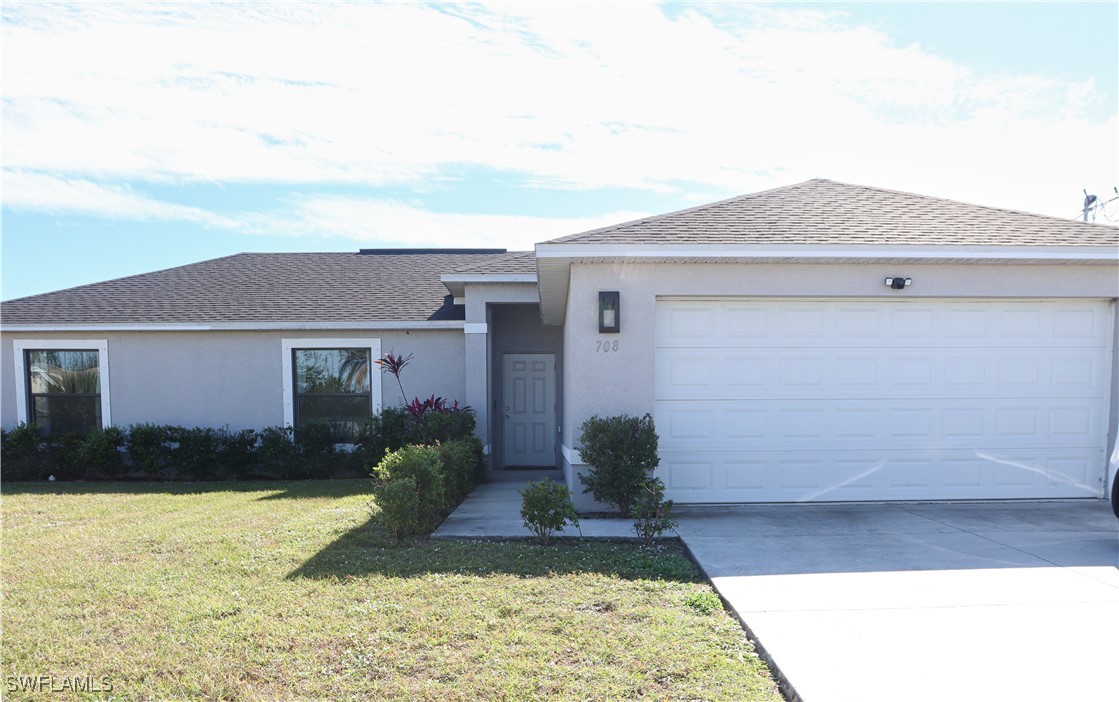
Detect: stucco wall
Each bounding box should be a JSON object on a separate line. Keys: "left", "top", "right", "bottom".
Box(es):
{"left": 559, "top": 261, "right": 1119, "bottom": 507}
{"left": 461, "top": 282, "right": 541, "bottom": 457}
{"left": 1, "top": 328, "right": 466, "bottom": 431}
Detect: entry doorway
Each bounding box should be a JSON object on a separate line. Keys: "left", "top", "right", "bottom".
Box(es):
{"left": 502, "top": 354, "right": 556, "bottom": 467}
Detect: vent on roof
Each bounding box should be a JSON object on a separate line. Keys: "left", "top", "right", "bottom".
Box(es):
{"left": 357, "top": 248, "right": 507, "bottom": 255}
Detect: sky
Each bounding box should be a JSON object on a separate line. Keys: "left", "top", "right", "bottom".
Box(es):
{"left": 2, "top": 1, "right": 1117, "bottom": 301}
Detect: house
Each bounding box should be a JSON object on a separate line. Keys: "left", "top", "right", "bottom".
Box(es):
{"left": 3, "top": 179, "right": 1117, "bottom": 507}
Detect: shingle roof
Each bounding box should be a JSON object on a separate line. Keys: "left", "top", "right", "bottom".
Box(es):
{"left": 545, "top": 179, "right": 1118, "bottom": 247}
{"left": 1, "top": 251, "right": 512, "bottom": 325}
{"left": 450, "top": 251, "right": 537, "bottom": 274}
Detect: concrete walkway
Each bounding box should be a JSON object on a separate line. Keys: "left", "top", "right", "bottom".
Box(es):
{"left": 436, "top": 471, "right": 1119, "bottom": 702}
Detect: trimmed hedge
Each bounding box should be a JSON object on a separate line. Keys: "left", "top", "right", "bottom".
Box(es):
{"left": 0, "top": 410, "right": 479, "bottom": 482}
{"left": 368, "top": 436, "right": 486, "bottom": 540}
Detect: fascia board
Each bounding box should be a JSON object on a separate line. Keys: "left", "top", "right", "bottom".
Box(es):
{"left": 534, "top": 243, "right": 1118, "bottom": 262}
{"left": 0, "top": 321, "right": 467, "bottom": 332}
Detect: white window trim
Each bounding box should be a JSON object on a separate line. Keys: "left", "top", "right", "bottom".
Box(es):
{"left": 281, "top": 338, "right": 382, "bottom": 429}
{"left": 13, "top": 339, "right": 112, "bottom": 429}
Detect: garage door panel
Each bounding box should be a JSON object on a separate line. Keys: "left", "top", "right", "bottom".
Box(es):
{"left": 657, "top": 300, "right": 1112, "bottom": 349}
{"left": 658, "top": 449, "right": 1105, "bottom": 503}
{"left": 656, "top": 348, "right": 1107, "bottom": 400}
{"left": 656, "top": 298, "right": 1111, "bottom": 503}
{"left": 658, "top": 398, "right": 1104, "bottom": 451}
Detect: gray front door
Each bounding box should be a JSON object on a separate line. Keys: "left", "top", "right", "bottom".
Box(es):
{"left": 502, "top": 354, "right": 556, "bottom": 467}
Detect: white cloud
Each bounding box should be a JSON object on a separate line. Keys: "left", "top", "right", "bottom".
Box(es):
{"left": 1, "top": 169, "right": 643, "bottom": 248}
{"left": 245, "top": 196, "right": 648, "bottom": 250}
{"left": 2, "top": 170, "right": 237, "bottom": 226}
{"left": 1, "top": 1, "right": 1115, "bottom": 222}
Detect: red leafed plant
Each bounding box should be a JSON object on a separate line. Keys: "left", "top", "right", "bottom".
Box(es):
{"left": 404, "top": 395, "right": 473, "bottom": 420}
{"left": 404, "top": 394, "right": 445, "bottom": 420}
{"left": 376, "top": 351, "right": 413, "bottom": 402}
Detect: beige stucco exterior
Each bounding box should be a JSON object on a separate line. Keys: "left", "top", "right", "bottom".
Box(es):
{"left": 3, "top": 257, "right": 1117, "bottom": 507}
{"left": 557, "top": 261, "right": 1119, "bottom": 508}
{"left": 1, "top": 328, "right": 466, "bottom": 431}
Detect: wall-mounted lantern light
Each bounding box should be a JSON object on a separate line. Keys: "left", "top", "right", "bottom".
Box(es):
{"left": 884, "top": 277, "right": 912, "bottom": 290}
{"left": 599, "top": 291, "right": 620, "bottom": 333}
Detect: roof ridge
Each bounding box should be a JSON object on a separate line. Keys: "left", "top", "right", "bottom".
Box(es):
{"left": 820, "top": 178, "right": 1118, "bottom": 230}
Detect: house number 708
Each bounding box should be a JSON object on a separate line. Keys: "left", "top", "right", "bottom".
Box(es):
{"left": 596, "top": 340, "right": 620, "bottom": 352}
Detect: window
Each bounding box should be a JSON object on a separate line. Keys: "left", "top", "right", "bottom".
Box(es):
{"left": 13, "top": 340, "right": 111, "bottom": 435}
{"left": 281, "top": 339, "right": 381, "bottom": 441}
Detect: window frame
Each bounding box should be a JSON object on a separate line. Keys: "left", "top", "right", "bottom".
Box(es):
{"left": 281, "top": 338, "right": 382, "bottom": 438}
{"left": 13, "top": 339, "right": 112, "bottom": 431}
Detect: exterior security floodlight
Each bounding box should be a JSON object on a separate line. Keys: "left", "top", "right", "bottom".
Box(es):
{"left": 884, "top": 277, "right": 912, "bottom": 290}
{"left": 599, "top": 291, "right": 620, "bottom": 333}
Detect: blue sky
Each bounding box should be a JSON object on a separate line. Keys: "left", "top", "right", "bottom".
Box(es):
{"left": 2, "top": 1, "right": 1116, "bottom": 301}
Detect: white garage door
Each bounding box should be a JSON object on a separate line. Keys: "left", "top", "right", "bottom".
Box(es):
{"left": 655, "top": 299, "right": 1113, "bottom": 503}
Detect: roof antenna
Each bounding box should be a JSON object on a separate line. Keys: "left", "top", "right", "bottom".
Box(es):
{"left": 1082, "top": 189, "right": 1097, "bottom": 222}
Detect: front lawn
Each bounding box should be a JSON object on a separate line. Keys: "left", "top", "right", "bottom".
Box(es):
{"left": 1, "top": 480, "right": 782, "bottom": 701}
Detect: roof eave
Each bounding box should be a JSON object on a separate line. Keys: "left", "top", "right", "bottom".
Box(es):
{"left": 533, "top": 243, "right": 1119, "bottom": 326}
{"left": 440, "top": 273, "right": 538, "bottom": 297}
{"left": 0, "top": 320, "right": 468, "bottom": 333}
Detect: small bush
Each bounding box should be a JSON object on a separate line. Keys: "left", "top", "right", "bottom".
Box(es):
{"left": 353, "top": 407, "right": 419, "bottom": 467}
{"left": 439, "top": 437, "right": 484, "bottom": 504}
{"left": 351, "top": 418, "right": 387, "bottom": 471}
{"left": 46, "top": 432, "right": 86, "bottom": 481}
{"left": 422, "top": 408, "right": 476, "bottom": 444}
{"left": 170, "top": 426, "right": 222, "bottom": 479}
{"left": 1, "top": 423, "right": 46, "bottom": 481}
{"left": 293, "top": 423, "right": 338, "bottom": 479}
{"left": 380, "top": 406, "right": 421, "bottom": 451}
{"left": 632, "top": 477, "right": 678, "bottom": 546}
{"left": 520, "top": 479, "right": 579, "bottom": 545}
{"left": 684, "top": 591, "right": 723, "bottom": 615}
{"left": 79, "top": 427, "right": 127, "bottom": 479}
{"left": 126, "top": 424, "right": 173, "bottom": 478}
{"left": 220, "top": 428, "right": 258, "bottom": 480}
{"left": 372, "top": 445, "right": 447, "bottom": 533}
{"left": 255, "top": 426, "right": 297, "bottom": 478}
{"left": 371, "top": 477, "right": 421, "bottom": 542}
{"left": 577, "top": 413, "right": 660, "bottom": 516}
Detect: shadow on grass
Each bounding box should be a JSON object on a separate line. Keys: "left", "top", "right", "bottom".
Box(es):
{"left": 0, "top": 478, "right": 371, "bottom": 500}
{"left": 287, "top": 516, "right": 700, "bottom": 583}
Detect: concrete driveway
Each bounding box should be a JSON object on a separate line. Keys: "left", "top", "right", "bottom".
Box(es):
{"left": 676, "top": 501, "right": 1119, "bottom": 702}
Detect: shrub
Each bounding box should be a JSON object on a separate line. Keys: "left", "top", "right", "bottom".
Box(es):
{"left": 371, "top": 477, "right": 421, "bottom": 542}
{"left": 372, "top": 445, "right": 447, "bottom": 533}
{"left": 220, "top": 428, "right": 258, "bottom": 480}
{"left": 293, "top": 423, "right": 338, "bottom": 479}
{"left": 1, "top": 423, "right": 46, "bottom": 481}
{"left": 351, "top": 417, "right": 386, "bottom": 471}
{"left": 631, "top": 477, "right": 678, "bottom": 546}
{"left": 422, "top": 408, "right": 476, "bottom": 444}
{"left": 353, "top": 407, "right": 419, "bottom": 466}
{"left": 577, "top": 413, "right": 660, "bottom": 516}
{"left": 255, "top": 426, "right": 297, "bottom": 478}
{"left": 79, "top": 427, "right": 127, "bottom": 479}
{"left": 46, "top": 432, "right": 86, "bottom": 481}
{"left": 170, "top": 426, "right": 222, "bottom": 479}
{"left": 439, "top": 437, "right": 484, "bottom": 504}
{"left": 519, "top": 479, "right": 579, "bottom": 545}
{"left": 126, "top": 423, "right": 173, "bottom": 478}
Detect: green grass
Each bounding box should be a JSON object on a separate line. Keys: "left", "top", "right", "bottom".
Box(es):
{"left": 2, "top": 480, "right": 782, "bottom": 701}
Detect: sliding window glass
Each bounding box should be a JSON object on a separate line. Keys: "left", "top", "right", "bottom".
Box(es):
{"left": 26, "top": 350, "right": 102, "bottom": 435}
{"left": 292, "top": 348, "right": 371, "bottom": 440}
